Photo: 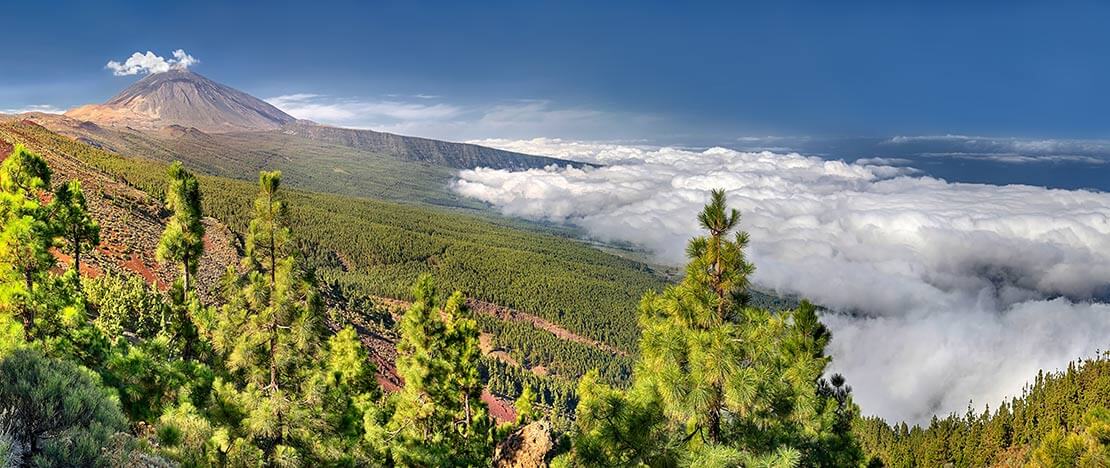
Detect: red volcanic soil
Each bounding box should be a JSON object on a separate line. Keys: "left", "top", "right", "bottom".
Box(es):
{"left": 121, "top": 252, "right": 164, "bottom": 289}
{"left": 50, "top": 249, "right": 104, "bottom": 278}
{"left": 376, "top": 375, "right": 402, "bottom": 393}
{"left": 483, "top": 388, "right": 517, "bottom": 423}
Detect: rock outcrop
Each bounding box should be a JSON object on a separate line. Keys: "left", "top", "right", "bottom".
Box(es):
{"left": 493, "top": 421, "right": 557, "bottom": 468}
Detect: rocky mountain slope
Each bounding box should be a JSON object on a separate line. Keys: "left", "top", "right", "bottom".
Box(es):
{"left": 66, "top": 70, "right": 295, "bottom": 133}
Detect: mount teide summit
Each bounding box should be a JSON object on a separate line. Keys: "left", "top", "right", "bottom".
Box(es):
{"left": 59, "top": 70, "right": 583, "bottom": 171}
{"left": 66, "top": 69, "right": 296, "bottom": 133}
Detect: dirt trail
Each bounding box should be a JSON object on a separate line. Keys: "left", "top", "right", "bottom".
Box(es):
{"left": 374, "top": 297, "right": 629, "bottom": 357}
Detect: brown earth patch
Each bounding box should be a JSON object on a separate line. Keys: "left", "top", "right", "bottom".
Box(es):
{"left": 0, "top": 121, "right": 240, "bottom": 305}
{"left": 484, "top": 387, "right": 517, "bottom": 423}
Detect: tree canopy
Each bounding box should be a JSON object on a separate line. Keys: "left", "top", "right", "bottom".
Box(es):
{"left": 0, "top": 137, "right": 1103, "bottom": 468}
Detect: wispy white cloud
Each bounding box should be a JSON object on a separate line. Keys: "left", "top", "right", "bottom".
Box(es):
{"left": 886, "top": 134, "right": 1110, "bottom": 165}
{"left": 106, "top": 49, "right": 198, "bottom": 76}
{"left": 453, "top": 139, "right": 1110, "bottom": 425}
{"left": 855, "top": 156, "right": 914, "bottom": 166}
{"left": 922, "top": 152, "right": 1108, "bottom": 165}
{"left": 266, "top": 94, "right": 659, "bottom": 141}
{"left": 0, "top": 104, "right": 65, "bottom": 115}
{"left": 385, "top": 93, "right": 442, "bottom": 100}
{"left": 266, "top": 94, "right": 462, "bottom": 125}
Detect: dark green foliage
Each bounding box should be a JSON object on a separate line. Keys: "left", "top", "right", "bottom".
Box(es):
{"left": 84, "top": 272, "right": 170, "bottom": 340}
{"left": 101, "top": 336, "right": 214, "bottom": 423}
{"left": 0, "top": 348, "right": 126, "bottom": 467}
{"left": 855, "top": 354, "right": 1110, "bottom": 467}
{"left": 51, "top": 180, "right": 100, "bottom": 275}
{"left": 476, "top": 314, "right": 632, "bottom": 384}
{"left": 383, "top": 275, "right": 493, "bottom": 466}
{"left": 482, "top": 357, "right": 578, "bottom": 426}
{"left": 569, "top": 190, "right": 862, "bottom": 467}
{"left": 157, "top": 161, "right": 205, "bottom": 293}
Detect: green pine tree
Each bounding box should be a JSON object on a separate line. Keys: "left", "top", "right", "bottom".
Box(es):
{"left": 1028, "top": 407, "right": 1110, "bottom": 467}
{"left": 51, "top": 180, "right": 100, "bottom": 280}
{"left": 386, "top": 274, "right": 492, "bottom": 466}
{"left": 0, "top": 144, "right": 50, "bottom": 198}
{"left": 156, "top": 161, "right": 204, "bottom": 293}
{"left": 572, "top": 189, "right": 860, "bottom": 467}
{"left": 514, "top": 385, "right": 539, "bottom": 425}
{"left": 0, "top": 145, "right": 55, "bottom": 341}
{"left": 213, "top": 170, "right": 325, "bottom": 464}
{"left": 635, "top": 188, "right": 757, "bottom": 445}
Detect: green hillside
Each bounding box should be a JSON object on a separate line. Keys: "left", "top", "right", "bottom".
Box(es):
{"left": 38, "top": 117, "right": 481, "bottom": 208}
{"left": 279, "top": 120, "right": 588, "bottom": 170}
{"left": 855, "top": 354, "right": 1110, "bottom": 467}
{"left": 0, "top": 120, "right": 663, "bottom": 354}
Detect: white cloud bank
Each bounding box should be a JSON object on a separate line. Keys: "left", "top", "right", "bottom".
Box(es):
{"left": 106, "top": 49, "right": 198, "bottom": 76}
{"left": 454, "top": 138, "right": 1110, "bottom": 425}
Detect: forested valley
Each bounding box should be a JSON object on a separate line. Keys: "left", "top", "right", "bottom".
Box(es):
{"left": 0, "top": 131, "right": 1106, "bottom": 466}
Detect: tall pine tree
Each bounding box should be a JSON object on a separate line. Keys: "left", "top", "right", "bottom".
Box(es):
{"left": 572, "top": 189, "right": 861, "bottom": 467}
{"left": 214, "top": 170, "right": 325, "bottom": 464}
{"left": 385, "top": 274, "right": 492, "bottom": 466}
{"left": 51, "top": 180, "right": 100, "bottom": 279}
{"left": 0, "top": 145, "right": 55, "bottom": 340}
{"left": 156, "top": 161, "right": 204, "bottom": 293}
{"left": 636, "top": 189, "right": 756, "bottom": 445}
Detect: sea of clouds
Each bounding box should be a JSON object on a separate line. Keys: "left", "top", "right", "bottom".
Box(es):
{"left": 453, "top": 138, "right": 1110, "bottom": 425}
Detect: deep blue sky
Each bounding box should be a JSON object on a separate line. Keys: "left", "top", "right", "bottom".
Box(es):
{"left": 3, "top": 0, "right": 1110, "bottom": 144}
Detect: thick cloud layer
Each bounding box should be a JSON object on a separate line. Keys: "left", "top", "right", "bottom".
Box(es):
{"left": 106, "top": 49, "right": 198, "bottom": 76}
{"left": 455, "top": 138, "right": 1110, "bottom": 424}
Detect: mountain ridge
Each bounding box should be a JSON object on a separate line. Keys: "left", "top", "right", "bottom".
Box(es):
{"left": 277, "top": 120, "right": 589, "bottom": 170}
{"left": 58, "top": 70, "right": 587, "bottom": 172}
